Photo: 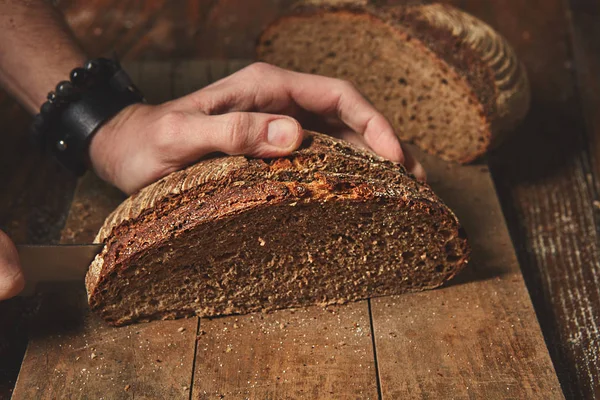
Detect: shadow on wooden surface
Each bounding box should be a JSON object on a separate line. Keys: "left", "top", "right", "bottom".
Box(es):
{"left": 12, "top": 290, "right": 198, "bottom": 399}
{"left": 10, "top": 60, "right": 562, "bottom": 399}
{"left": 2, "top": 0, "right": 597, "bottom": 396}
{"left": 24, "top": 284, "right": 88, "bottom": 337}
{"left": 9, "top": 0, "right": 595, "bottom": 395}
{"left": 0, "top": 298, "right": 28, "bottom": 400}
{"left": 491, "top": 101, "right": 586, "bottom": 184}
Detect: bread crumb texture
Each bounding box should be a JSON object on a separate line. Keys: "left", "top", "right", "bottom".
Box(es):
{"left": 257, "top": 3, "right": 529, "bottom": 162}
{"left": 86, "top": 132, "right": 470, "bottom": 326}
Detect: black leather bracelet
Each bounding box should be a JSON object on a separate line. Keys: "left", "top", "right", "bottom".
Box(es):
{"left": 30, "top": 57, "right": 145, "bottom": 175}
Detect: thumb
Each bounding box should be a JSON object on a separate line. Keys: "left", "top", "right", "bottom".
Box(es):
{"left": 0, "top": 230, "right": 24, "bottom": 301}
{"left": 188, "top": 112, "right": 304, "bottom": 159}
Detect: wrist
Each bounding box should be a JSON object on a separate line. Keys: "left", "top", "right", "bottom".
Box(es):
{"left": 30, "top": 57, "right": 145, "bottom": 176}
{"left": 88, "top": 103, "right": 145, "bottom": 187}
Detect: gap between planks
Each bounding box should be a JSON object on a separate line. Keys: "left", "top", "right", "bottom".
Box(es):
{"left": 367, "top": 299, "right": 384, "bottom": 400}
{"left": 12, "top": 59, "right": 564, "bottom": 400}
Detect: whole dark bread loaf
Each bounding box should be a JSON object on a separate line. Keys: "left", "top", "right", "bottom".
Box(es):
{"left": 86, "top": 132, "right": 469, "bottom": 326}
{"left": 256, "top": 3, "right": 530, "bottom": 163}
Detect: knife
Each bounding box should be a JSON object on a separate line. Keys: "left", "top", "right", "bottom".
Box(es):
{"left": 16, "top": 244, "right": 104, "bottom": 297}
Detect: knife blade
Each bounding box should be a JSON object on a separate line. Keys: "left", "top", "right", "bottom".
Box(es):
{"left": 16, "top": 244, "right": 104, "bottom": 297}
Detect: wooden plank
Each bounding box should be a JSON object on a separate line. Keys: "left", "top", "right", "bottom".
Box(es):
{"left": 60, "top": 172, "right": 125, "bottom": 244}
{"left": 193, "top": 302, "right": 378, "bottom": 399}
{"left": 372, "top": 149, "right": 563, "bottom": 398}
{"left": 0, "top": 297, "right": 29, "bottom": 400}
{"left": 51, "top": 60, "right": 378, "bottom": 399}
{"left": 17, "top": 60, "right": 560, "bottom": 398}
{"left": 5, "top": 0, "right": 592, "bottom": 397}
{"left": 11, "top": 285, "right": 198, "bottom": 400}
{"left": 446, "top": 0, "right": 600, "bottom": 397}
{"left": 12, "top": 60, "right": 201, "bottom": 399}
{"left": 0, "top": 86, "right": 75, "bottom": 400}
{"left": 564, "top": 4, "right": 600, "bottom": 398}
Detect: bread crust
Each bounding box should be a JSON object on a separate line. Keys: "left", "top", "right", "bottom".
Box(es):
{"left": 87, "top": 133, "right": 427, "bottom": 296}
{"left": 86, "top": 132, "right": 469, "bottom": 325}
{"left": 402, "top": 3, "right": 530, "bottom": 147}
{"left": 257, "top": 2, "right": 530, "bottom": 161}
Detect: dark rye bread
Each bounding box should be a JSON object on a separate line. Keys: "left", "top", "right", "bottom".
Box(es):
{"left": 257, "top": 2, "right": 530, "bottom": 163}
{"left": 86, "top": 132, "right": 469, "bottom": 326}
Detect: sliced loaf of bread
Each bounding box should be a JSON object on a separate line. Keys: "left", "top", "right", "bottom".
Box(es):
{"left": 86, "top": 132, "right": 469, "bottom": 326}
{"left": 256, "top": 3, "right": 530, "bottom": 163}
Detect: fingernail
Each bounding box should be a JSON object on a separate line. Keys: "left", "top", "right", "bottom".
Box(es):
{"left": 267, "top": 119, "right": 298, "bottom": 149}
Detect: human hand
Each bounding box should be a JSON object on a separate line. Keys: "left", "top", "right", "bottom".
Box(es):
{"left": 89, "top": 62, "right": 425, "bottom": 194}
{"left": 0, "top": 230, "right": 24, "bottom": 300}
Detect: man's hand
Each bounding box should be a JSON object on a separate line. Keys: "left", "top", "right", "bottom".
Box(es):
{"left": 0, "top": 0, "right": 424, "bottom": 303}
{"left": 0, "top": 230, "right": 24, "bottom": 300}
{"left": 90, "top": 63, "right": 425, "bottom": 194}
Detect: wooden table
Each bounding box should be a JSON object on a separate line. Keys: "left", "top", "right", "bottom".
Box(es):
{"left": 6, "top": 61, "right": 561, "bottom": 399}
{"left": 0, "top": 1, "right": 599, "bottom": 398}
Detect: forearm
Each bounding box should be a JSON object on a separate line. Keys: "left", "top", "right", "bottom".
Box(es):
{"left": 0, "top": 0, "right": 86, "bottom": 113}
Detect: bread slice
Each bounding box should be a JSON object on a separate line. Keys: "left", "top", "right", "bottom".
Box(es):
{"left": 256, "top": 3, "right": 530, "bottom": 163}
{"left": 86, "top": 132, "right": 469, "bottom": 326}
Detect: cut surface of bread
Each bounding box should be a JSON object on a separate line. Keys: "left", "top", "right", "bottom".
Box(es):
{"left": 86, "top": 133, "right": 469, "bottom": 326}
{"left": 256, "top": 3, "right": 530, "bottom": 163}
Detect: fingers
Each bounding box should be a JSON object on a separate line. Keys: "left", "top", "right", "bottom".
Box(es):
{"left": 98, "top": 64, "right": 424, "bottom": 196}
{"left": 154, "top": 109, "right": 305, "bottom": 166}
{"left": 202, "top": 112, "right": 304, "bottom": 157}
{"left": 191, "top": 63, "right": 405, "bottom": 163}
{"left": 89, "top": 104, "right": 306, "bottom": 194}
{"left": 290, "top": 75, "right": 404, "bottom": 163}
{"left": 0, "top": 230, "right": 24, "bottom": 301}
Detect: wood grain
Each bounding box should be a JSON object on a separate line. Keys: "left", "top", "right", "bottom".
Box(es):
{"left": 60, "top": 172, "right": 124, "bottom": 244}
{"left": 561, "top": 0, "right": 600, "bottom": 397}
{"left": 55, "top": 61, "right": 379, "bottom": 399}
{"left": 11, "top": 285, "right": 198, "bottom": 400}
{"left": 193, "top": 302, "right": 378, "bottom": 399}
{"left": 443, "top": 0, "right": 600, "bottom": 398}
{"left": 13, "top": 60, "right": 561, "bottom": 399}
{"left": 5, "top": 0, "right": 598, "bottom": 397}
{"left": 372, "top": 149, "right": 563, "bottom": 398}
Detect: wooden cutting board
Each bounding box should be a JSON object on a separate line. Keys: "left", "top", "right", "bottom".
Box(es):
{"left": 11, "top": 61, "right": 563, "bottom": 399}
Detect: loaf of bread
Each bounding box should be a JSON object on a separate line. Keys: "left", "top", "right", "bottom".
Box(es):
{"left": 257, "top": 3, "right": 530, "bottom": 163}
{"left": 86, "top": 132, "right": 469, "bottom": 326}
